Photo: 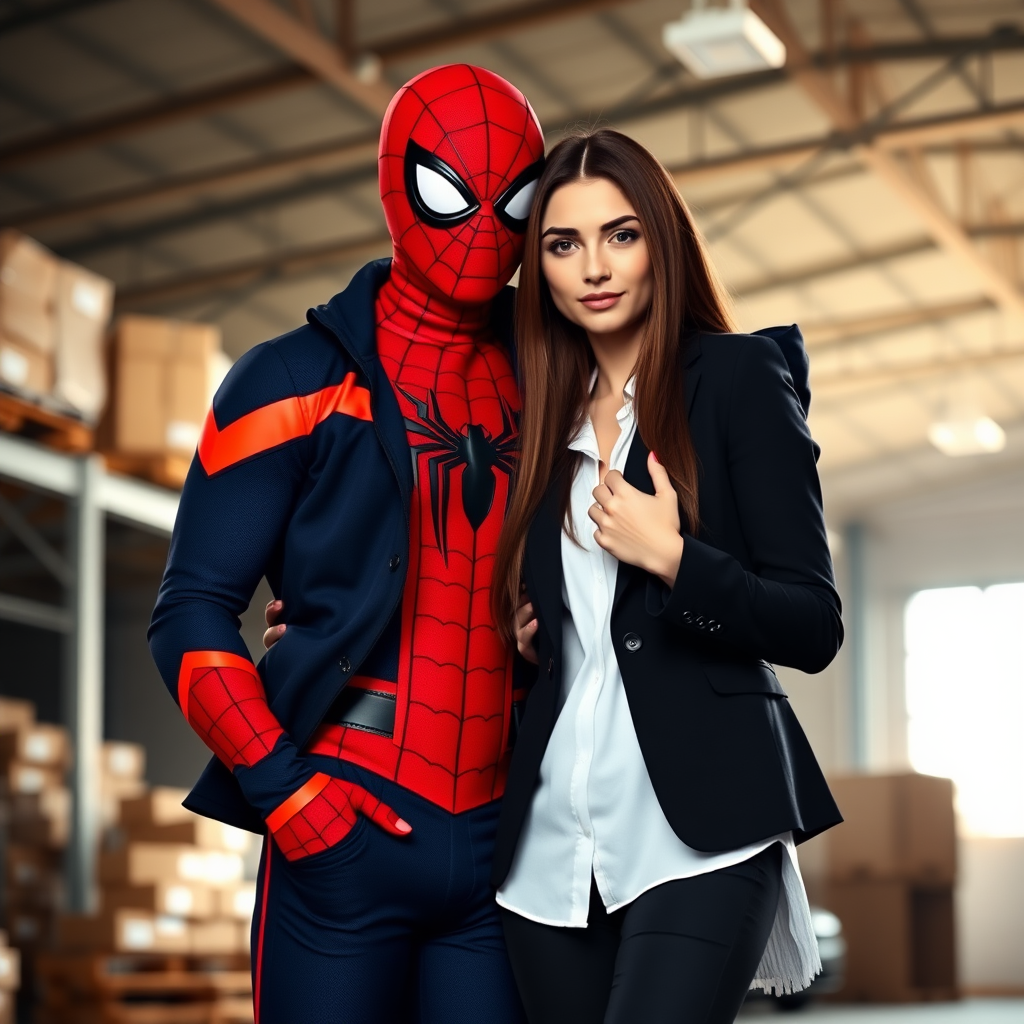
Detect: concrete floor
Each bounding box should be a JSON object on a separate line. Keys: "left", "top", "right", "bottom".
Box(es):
{"left": 739, "top": 999, "right": 1024, "bottom": 1021}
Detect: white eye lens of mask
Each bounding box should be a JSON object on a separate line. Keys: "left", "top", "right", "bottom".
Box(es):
{"left": 416, "top": 164, "right": 471, "bottom": 216}
{"left": 502, "top": 178, "right": 538, "bottom": 222}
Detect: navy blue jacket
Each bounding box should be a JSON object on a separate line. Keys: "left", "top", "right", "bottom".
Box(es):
{"left": 149, "top": 260, "right": 516, "bottom": 832}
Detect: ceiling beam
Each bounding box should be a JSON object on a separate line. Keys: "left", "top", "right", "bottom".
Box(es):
{"left": 801, "top": 298, "right": 994, "bottom": 350}
{"left": 370, "top": 0, "right": 642, "bottom": 64}
{"left": 201, "top": 0, "right": 398, "bottom": 117}
{"left": 0, "top": 66, "right": 314, "bottom": 172}
{"left": 0, "top": 0, "right": 115, "bottom": 36}
{"left": 750, "top": 0, "right": 1024, "bottom": 321}
{"left": 113, "top": 234, "right": 392, "bottom": 309}
{"left": 812, "top": 345, "right": 1024, "bottom": 390}
{"left": 21, "top": 84, "right": 1024, "bottom": 239}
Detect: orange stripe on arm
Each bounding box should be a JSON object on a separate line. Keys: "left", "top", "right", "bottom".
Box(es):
{"left": 176, "top": 650, "right": 257, "bottom": 721}
{"left": 266, "top": 772, "right": 332, "bottom": 833}
{"left": 198, "top": 371, "right": 372, "bottom": 475}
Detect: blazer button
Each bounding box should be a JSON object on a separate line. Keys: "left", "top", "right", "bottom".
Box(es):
{"left": 388, "top": 554, "right": 401, "bottom": 571}
{"left": 623, "top": 633, "right": 642, "bottom": 652}
{"left": 682, "top": 611, "right": 694, "bottom": 624}
{"left": 547, "top": 657, "right": 554, "bottom": 677}
{"left": 695, "top": 615, "right": 707, "bottom": 630}
{"left": 339, "top": 657, "right": 351, "bottom": 673}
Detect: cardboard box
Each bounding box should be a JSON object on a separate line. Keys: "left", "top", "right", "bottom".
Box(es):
{"left": 101, "top": 741, "right": 145, "bottom": 781}
{"left": 824, "top": 880, "right": 957, "bottom": 1002}
{"left": 0, "top": 723, "right": 70, "bottom": 771}
{"left": 53, "top": 261, "right": 113, "bottom": 421}
{"left": 0, "top": 333, "right": 53, "bottom": 395}
{"left": 0, "top": 698, "right": 34, "bottom": 734}
{"left": 119, "top": 787, "right": 191, "bottom": 827}
{"left": 0, "top": 230, "right": 57, "bottom": 354}
{"left": 58, "top": 909, "right": 190, "bottom": 953}
{"left": 216, "top": 882, "right": 256, "bottom": 922}
{"left": 126, "top": 815, "right": 251, "bottom": 853}
{"left": 0, "top": 947, "right": 21, "bottom": 992}
{"left": 826, "top": 773, "right": 956, "bottom": 884}
{"left": 9, "top": 787, "right": 71, "bottom": 848}
{"left": 5, "top": 761, "right": 64, "bottom": 795}
{"left": 104, "top": 315, "right": 222, "bottom": 456}
{"left": 100, "top": 775, "right": 147, "bottom": 829}
{"left": 0, "top": 989, "right": 13, "bottom": 1024}
{"left": 190, "top": 919, "right": 240, "bottom": 955}
{"left": 102, "top": 882, "right": 216, "bottom": 920}
{"left": 99, "top": 844, "right": 244, "bottom": 888}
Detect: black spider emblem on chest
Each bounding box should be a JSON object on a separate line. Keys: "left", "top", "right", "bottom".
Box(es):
{"left": 398, "top": 387, "right": 518, "bottom": 565}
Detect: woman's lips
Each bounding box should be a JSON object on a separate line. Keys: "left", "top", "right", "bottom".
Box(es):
{"left": 579, "top": 292, "right": 624, "bottom": 310}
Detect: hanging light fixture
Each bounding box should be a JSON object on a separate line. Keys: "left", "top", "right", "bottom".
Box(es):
{"left": 928, "top": 397, "right": 1007, "bottom": 457}
{"left": 662, "top": 0, "right": 787, "bottom": 79}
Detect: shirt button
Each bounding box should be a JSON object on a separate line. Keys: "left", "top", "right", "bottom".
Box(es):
{"left": 710, "top": 621, "right": 723, "bottom": 633}
{"left": 388, "top": 554, "right": 401, "bottom": 571}
{"left": 682, "top": 610, "right": 694, "bottom": 624}
{"left": 695, "top": 615, "right": 707, "bottom": 630}
{"left": 623, "top": 633, "right": 642, "bottom": 652}
{"left": 339, "top": 657, "right": 351, "bottom": 673}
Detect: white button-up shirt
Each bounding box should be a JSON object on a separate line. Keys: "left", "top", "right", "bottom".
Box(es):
{"left": 497, "top": 376, "right": 821, "bottom": 995}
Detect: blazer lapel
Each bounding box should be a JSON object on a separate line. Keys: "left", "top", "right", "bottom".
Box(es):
{"left": 611, "top": 337, "right": 703, "bottom": 612}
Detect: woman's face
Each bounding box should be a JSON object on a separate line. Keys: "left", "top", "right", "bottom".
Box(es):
{"left": 540, "top": 177, "right": 653, "bottom": 339}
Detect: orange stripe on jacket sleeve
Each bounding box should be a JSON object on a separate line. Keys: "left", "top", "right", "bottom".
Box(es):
{"left": 266, "top": 772, "right": 332, "bottom": 833}
{"left": 176, "top": 649, "right": 260, "bottom": 722}
{"left": 198, "top": 371, "right": 372, "bottom": 475}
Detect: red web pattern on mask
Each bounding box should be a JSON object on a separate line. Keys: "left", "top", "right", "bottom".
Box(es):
{"left": 183, "top": 661, "right": 284, "bottom": 770}
{"left": 379, "top": 63, "right": 544, "bottom": 304}
{"left": 309, "top": 286, "right": 519, "bottom": 814}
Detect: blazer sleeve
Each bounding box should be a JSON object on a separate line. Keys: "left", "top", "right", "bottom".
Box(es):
{"left": 649, "top": 335, "right": 843, "bottom": 673}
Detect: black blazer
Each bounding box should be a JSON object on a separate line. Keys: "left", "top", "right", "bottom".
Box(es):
{"left": 492, "top": 328, "right": 844, "bottom": 887}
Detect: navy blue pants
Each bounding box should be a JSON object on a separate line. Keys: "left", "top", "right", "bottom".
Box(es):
{"left": 251, "top": 758, "right": 525, "bottom": 1024}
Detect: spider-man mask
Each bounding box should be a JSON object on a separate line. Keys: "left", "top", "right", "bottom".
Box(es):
{"left": 379, "top": 64, "right": 545, "bottom": 306}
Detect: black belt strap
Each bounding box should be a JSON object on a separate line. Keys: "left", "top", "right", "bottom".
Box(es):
{"left": 335, "top": 686, "right": 527, "bottom": 745}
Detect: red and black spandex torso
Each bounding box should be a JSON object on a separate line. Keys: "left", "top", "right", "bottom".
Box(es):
{"left": 307, "top": 260, "right": 520, "bottom": 813}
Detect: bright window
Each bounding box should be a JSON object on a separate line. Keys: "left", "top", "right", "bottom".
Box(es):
{"left": 905, "top": 584, "right": 1024, "bottom": 837}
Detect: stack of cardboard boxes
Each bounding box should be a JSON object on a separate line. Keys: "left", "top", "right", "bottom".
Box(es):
{"left": 0, "top": 933, "right": 20, "bottom": 1024}
{"left": 100, "top": 314, "right": 229, "bottom": 487}
{"left": 823, "top": 773, "right": 958, "bottom": 1002}
{"left": 57, "top": 786, "right": 254, "bottom": 958}
{"left": 0, "top": 229, "right": 113, "bottom": 421}
{"left": 0, "top": 699, "right": 71, "bottom": 958}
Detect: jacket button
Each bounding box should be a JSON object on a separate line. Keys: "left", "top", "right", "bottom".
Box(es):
{"left": 388, "top": 554, "right": 401, "bottom": 571}
{"left": 339, "top": 657, "right": 351, "bottom": 673}
{"left": 547, "top": 657, "right": 554, "bottom": 677}
{"left": 682, "top": 611, "right": 694, "bottom": 624}
{"left": 623, "top": 633, "right": 642, "bottom": 652}
{"left": 708, "top": 619, "right": 719, "bottom": 632}
{"left": 695, "top": 615, "right": 707, "bottom": 630}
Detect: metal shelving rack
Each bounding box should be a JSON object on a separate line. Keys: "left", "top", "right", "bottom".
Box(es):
{"left": 0, "top": 432, "right": 179, "bottom": 912}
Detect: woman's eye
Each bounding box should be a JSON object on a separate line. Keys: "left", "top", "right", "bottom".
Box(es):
{"left": 612, "top": 230, "right": 638, "bottom": 243}
{"left": 547, "top": 239, "right": 576, "bottom": 254}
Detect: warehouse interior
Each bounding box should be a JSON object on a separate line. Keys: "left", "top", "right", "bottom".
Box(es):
{"left": 0, "top": 0, "right": 1023, "bottom": 1020}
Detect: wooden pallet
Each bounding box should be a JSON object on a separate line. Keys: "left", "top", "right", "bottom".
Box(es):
{"left": 101, "top": 452, "right": 190, "bottom": 491}
{"left": 36, "top": 952, "right": 251, "bottom": 1024}
{"left": 0, "top": 387, "right": 92, "bottom": 453}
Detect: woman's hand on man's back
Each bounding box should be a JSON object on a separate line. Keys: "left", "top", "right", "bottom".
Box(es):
{"left": 514, "top": 589, "right": 540, "bottom": 665}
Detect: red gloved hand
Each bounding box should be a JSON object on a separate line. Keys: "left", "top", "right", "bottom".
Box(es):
{"left": 269, "top": 773, "right": 412, "bottom": 862}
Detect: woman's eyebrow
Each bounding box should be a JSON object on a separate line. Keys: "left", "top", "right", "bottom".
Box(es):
{"left": 600, "top": 214, "right": 640, "bottom": 231}
{"left": 541, "top": 226, "right": 579, "bottom": 238}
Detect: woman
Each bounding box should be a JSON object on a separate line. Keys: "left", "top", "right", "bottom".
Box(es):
{"left": 489, "top": 128, "right": 843, "bottom": 1024}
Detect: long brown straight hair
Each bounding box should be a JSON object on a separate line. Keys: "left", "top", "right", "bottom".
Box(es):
{"left": 492, "top": 127, "right": 735, "bottom": 641}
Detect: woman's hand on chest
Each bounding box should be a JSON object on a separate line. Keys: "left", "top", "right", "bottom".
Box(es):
{"left": 590, "top": 451, "right": 684, "bottom": 587}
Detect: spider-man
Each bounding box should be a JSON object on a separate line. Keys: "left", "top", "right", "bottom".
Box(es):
{"left": 149, "top": 65, "right": 543, "bottom": 1023}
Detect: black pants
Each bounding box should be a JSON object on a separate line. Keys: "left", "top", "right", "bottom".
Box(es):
{"left": 500, "top": 842, "right": 782, "bottom": 1024}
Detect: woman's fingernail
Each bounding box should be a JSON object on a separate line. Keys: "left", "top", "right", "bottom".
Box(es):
{"left": 396, "top": 818, "right": 412, "bottom": 834}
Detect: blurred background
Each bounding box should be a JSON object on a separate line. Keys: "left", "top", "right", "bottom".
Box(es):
{"left": 0, "top": 0, "right": 1022, "bottom": 1021}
